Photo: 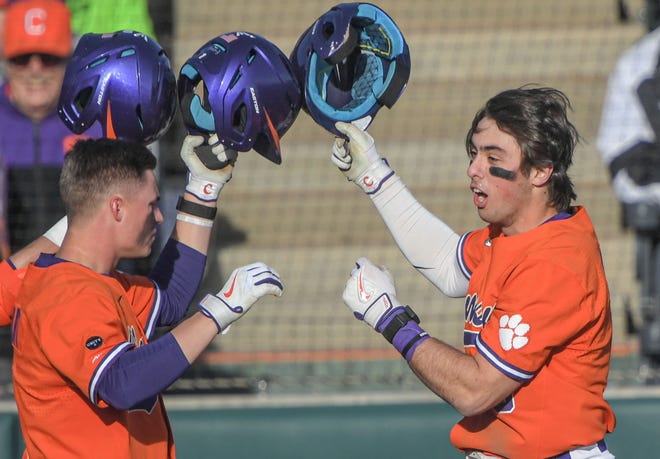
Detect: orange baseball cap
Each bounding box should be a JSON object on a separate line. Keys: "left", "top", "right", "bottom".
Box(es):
{"left": 3, "top": 0, "right": 72, "bottom": 59}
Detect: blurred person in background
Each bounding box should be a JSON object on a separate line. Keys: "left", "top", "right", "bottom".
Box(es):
{"left": 66, "top": 0, "right": 155, "bottom": 39}
{"left": 0, "top": 0, "right": 12, "bottom": 254}
{"left": 596, "top": 5, "right": 660, "bottom": 382}
{"left": 0, "top": 0, "right": 9, "bottom": 80}
{"left": 0, "top": 0, "right": 100, "bottom": 254}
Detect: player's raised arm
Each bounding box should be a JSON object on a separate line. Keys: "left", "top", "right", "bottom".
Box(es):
{"left": 331, "top": 122, "right": 469, "bottom": 297}
{"left": 170, "top": 134, "right": 236, "bottom": 255}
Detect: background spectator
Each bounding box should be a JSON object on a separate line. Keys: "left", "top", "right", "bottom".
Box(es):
{"left": 597, "top": 5, "right": 660, "bottom": 381}
{"left": 66, "top": 0, "right": 155, "bottom": 39}
{"left": 0, "top": 0, "right": 99, "bottom": 253}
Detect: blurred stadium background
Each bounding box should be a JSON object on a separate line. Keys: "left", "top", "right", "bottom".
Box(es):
{"left": 3, "top": 0, "right": 660, "bottom": 457}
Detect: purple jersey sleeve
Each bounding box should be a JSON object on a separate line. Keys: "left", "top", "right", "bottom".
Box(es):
{"left": 96, "top": 332, "right": 189, "bottom": 410}
{"left": 150, "top": 238, "right": 206, "bottom": 325}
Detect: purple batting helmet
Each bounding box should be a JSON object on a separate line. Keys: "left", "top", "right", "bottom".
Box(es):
{"left": 57, "top": 30, "right": 177, "bottom": 144}
{"left": 290, "top": 3, "right": 411, "bottom": 137}
{"left": 178, "top": 31, "right": 302, "bottom": 165}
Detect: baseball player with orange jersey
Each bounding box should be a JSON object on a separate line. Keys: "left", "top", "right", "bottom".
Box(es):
{"left": 331, "top": 87, "right": 616, "bottom": 458}
{"left": 11, "top": 137, "right": 283, "bottom": 458}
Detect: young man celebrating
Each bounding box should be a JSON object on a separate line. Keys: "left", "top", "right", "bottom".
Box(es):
{"left": 332, "top": 87, "right": 616, "bottom": 458}
{"left": 11, "top": 136, "right": 283, "bottom": 458}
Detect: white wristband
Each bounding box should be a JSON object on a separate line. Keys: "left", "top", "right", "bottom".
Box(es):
{"left": 176, "top": 213, "right": 214, "bottom": 227}
{"left": 185, "top": 172, "right": 221, "bottom": 202}
{"left": 355, "top": 158, "right": 395, "bottom": 195}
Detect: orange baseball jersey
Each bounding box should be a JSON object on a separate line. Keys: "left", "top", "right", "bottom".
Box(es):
{"left": 0, "top": 259, "right": 25, "bottom": 326}
{"left": 450, "top": 206, "right": 615, "bottom": 458}
{"left": 12, "top": 257, "right": 175, "bottom": 459}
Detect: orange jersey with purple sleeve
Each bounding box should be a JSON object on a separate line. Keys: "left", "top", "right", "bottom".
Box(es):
{"left": 449, "top": 207, "right": 615, "bottom": 458}
{"left": 0, "top": 259, "right": 25, "bottom": 326}
{"left": 11, "top": 257, "right": 176, "bottom": 459}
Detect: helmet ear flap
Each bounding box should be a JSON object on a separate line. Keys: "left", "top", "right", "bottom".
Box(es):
{"left": 178, "top": 64, "right": 216, "bottom": 133}
{"left": 376, "top": 52, "right": 411, "bottom": 109}
{"left": 180, "top": 91, "right": 215, "bottom": 133}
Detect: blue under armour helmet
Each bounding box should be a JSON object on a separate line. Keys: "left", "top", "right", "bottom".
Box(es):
{"left": 290, "top": 3, "right": 411, "bottom": 136}
{"left": 58, "top": 30, "right": 177, "bottom": 145}
{"left": 178, "top": 31, "right": 302, "bottom": 165}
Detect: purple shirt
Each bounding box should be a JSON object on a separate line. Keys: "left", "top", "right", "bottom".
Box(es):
{"left": 0, "top": 83, "right": 102, "bottom": 250}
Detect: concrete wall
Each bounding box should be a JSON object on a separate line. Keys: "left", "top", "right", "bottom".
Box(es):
{"left": 1, "top": 392, "right": 658, "bottom": 458}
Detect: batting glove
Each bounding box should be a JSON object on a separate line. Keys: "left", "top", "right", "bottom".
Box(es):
{"left": 342, "top": 257, "right": 430, "bottom": 361}
{"left": 342, "top": 256, "right": 402, "bottom": 329}
{"left": 198, "top": 262, "right": 284, "bottom": 334}
{"left": 331, "top": 121, "right": 394, "bottom": 195}
{"left": 180, "top": 134, "right": 238, "bottom": 202}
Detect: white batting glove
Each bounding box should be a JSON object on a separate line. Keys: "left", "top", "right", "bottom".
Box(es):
{"left": 342, "top": 256, "right": 403, "bottom": 330}
{"left": 331, "top": 121, "right": 394, "bottom": 194}
{"left": 180, "top": 134, "right": 238, "bottom": 202}
{"left": 198, "top": 262, "right": 284, "bottom": 334}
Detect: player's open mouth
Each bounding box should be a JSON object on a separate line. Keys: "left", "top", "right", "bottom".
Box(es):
{"left": 472, "top": 187, "right": 487, "bottom": 208}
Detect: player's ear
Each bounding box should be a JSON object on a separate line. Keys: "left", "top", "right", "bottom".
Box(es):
{"left": 531, "top": 164, "right": 553, "bottom": 187}
{"left": 110, "top": 196, "right": 124, "bottom": 222}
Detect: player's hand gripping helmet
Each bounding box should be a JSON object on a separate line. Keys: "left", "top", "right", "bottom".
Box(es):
{"left": 58, "top": 30, "right": 177, "bottom": 145}
{"left": 290, "top": 2, "right": 411, "bottom": 137}
{"left": 177, "top": 31, "right": 302, "bottom": 165}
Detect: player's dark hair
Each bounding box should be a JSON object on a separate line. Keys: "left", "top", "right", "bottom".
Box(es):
{"left": 60, "top": 138, "right": 157, "bottom": 219}
{"left": 465, "top": 86, "right": 579, "bottom": 212}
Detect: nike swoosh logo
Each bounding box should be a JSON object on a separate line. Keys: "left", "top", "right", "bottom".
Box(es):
{"left": 223, "top": 272, "right": 239, "bottom": 298}
{"left": 358, "top": 271, "right": 372, "bottom": 302}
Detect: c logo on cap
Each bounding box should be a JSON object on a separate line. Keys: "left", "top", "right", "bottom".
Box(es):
{"left": 24, "top": 8, "right": 47, "bottom": 36}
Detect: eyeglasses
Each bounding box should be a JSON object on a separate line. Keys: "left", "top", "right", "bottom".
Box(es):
{"left": 8, "top": 53, "right": 66, "bottom": 68}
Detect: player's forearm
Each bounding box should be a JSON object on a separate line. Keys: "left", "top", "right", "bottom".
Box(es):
{"left": 370, "top": 175, "right": 468, "bottom": 297}
{"left": 408, "top": 338, "right": 519, "bottom": 417}
{"left": 170, "top": 312, "right": 218, "bottom": 362}
{"left": 170, "top": 192, "right": 217, "bottom": 254}
{"left": 8, "top": 236, "right": 58, "bottom": 269}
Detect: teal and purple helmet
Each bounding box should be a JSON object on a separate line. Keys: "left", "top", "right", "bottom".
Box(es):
{"left": 178, "top": 31, "right": 302, "bottom": 165}
{"left": 290, "top": 3, "right": 411, "bottom": 136}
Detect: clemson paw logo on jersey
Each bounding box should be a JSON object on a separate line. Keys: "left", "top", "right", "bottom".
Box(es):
{"left": 499, "top": 314, "right": 530, "bottom": 350}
